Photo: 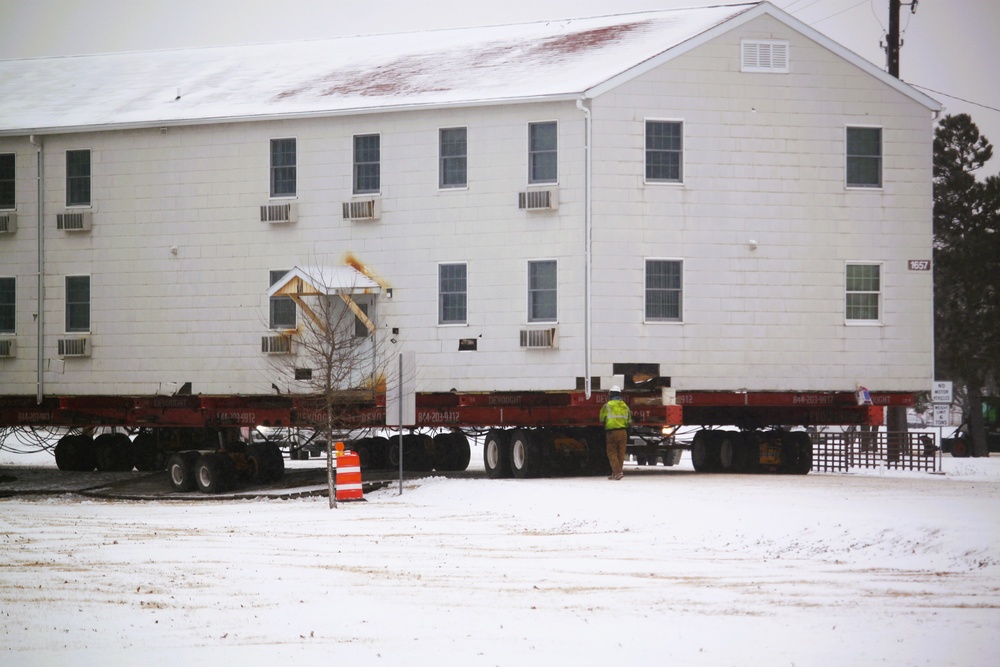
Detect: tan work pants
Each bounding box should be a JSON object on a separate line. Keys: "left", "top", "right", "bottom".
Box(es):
{"left": 605, "top": 428, "right": 628, "bottom": 477}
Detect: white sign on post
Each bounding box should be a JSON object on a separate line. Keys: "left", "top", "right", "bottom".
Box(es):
{"left": 932, "top": 403, "right": 951, "bottom": 427}
{"left": 386, "top": 350, "right": 416, "bottom": 427}
{"left": 931, "top": 381, "right": 953, "bottom": 404}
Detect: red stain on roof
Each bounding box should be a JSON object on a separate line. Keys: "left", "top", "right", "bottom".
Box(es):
{"left": 535, "top": 23, "right": 644, "bottom": 56}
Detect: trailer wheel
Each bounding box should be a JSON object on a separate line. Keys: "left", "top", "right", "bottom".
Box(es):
{"left": 484, "top": 430, "right": 512, "bottom": 479}
{"left": 447, "top": 432, "right": 471, "bottom": 471}
{"left": 510, "top": 429, "right": 542, "bottom": 478}
{"left": 691, "top": 430, "right": 720, "bottom": 472}
{"left": 167, "top": 452, "right": 199, "bottom": 492}
{"left": 133, "top": 432, "right": 164, "bottom": 471}
{"left": 94, "top": 433, "right": 134, "bottom": 472}
{"left": 949, "top": 437, "right": 970, "bottom": 458}
{"left": 787, "top": 432, "right": 813, "bottom": 474}
{"left": 718, "top": 432, "right": 747, "bottom": 473}
{"left": 248, "top": 442, "right": 284, "bottom": 484}
{"left": 55, "top": 434, "right": 96, "bottom": 472}
{"left": 195, "top": 453, "right": 233, "bottom": 493}
{"left": 404, "top": 434, "right": 435, "bottom": 472}
{"left": 352, "top": 438, "right": 374, "bottom": 469}
{"left": 369, "top": 436, "right": 389, "bottom": 469}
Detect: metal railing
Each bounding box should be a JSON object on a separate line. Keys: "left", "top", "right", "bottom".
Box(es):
{"left": 811, "top": 430, "right": 940, "bottom": 473}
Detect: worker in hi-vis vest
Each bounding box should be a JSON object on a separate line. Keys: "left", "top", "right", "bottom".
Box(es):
{"left": 599, "top": 385, "right": 632, "bottom": 480}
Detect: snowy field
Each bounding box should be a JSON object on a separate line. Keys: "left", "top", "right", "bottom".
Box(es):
{"left": 1, "top": 438, "right": 999, "bottom": 666}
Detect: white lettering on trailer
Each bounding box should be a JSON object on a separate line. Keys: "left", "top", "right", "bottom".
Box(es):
{"left": 18, "top": 412, "right": 52, "bottom": 422}
{"left": 218, "top": 412, "right": 256, "bottom": 423}
{"left": 417, "top": 411, "right": 460, "bottom": 424}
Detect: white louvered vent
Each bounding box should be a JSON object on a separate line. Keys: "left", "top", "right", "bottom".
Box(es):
{"left": 518, "top": 190, "right": 558, "bottom": 211}
{"left": 343, "top": 199, "right": 381, "bottom": 221}
{"left": 57, "top": 212, "right": 92, "bottom": 232}
{"left": 741, "top": 40, "right": 789, "bottom": 73}
{"left": 520, "top": 328, "right": 557, "bottom": 349}
{"left": 58, "top": 338, "right": 90, "bottom": 357}
{"left": 261, "top": 335, "right": 293, "bottom": 354}
{"left": 0, "top": 339, "right": 14, "bottom": 358}
{"left": 0, "top": 212, "right": 16, "bottom": 234}
{"left": 260, "top": 203, "right": 297, "bottom": 224}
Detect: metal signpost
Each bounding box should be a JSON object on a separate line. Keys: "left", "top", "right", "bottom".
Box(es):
{"left": 386, "top": 351, "right": 416, "bottom": 494}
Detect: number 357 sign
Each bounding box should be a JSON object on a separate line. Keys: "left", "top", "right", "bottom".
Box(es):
{"left": 908, "top": 259, "right": 931, "bottom": 271}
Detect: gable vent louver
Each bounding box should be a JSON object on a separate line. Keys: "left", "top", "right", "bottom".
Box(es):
{"left": 260, "top": 203, "right": 297, "bottom": 224}
{"left": 741, "top": 40, "right": 789, "bottom": 73}
{"left": 343, "top": 199, "right": 381, "bottom": 221}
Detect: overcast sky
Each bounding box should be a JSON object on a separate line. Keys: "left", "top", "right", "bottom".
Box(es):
{"left": 1, "top": 0, "right": 997, "bottom": 173}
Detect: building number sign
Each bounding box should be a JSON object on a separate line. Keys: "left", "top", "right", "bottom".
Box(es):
{"left": 908, "top": 259, "right": 931, "bottom": 271}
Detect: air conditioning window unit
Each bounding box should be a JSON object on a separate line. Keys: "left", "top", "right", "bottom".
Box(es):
{"left": 58, "top": 338, "right": 90, "bottom": 357}
{"left": 260, "top": 202, "right": 297, "bottom": 224}
{"left": 57, "top": 211, "right": 92, "bottom": 232}
{"left": 262, "top": 334, "right": 293, "bottom": 354}
{"left": 0, "top": 339, "right": 14, "bottom": 358}
{"left": 520, "top": 328, "right": 557, "bottom": 349}
{"left": 343, "top": 199, "right": 381, "bottom": 221}
{"left": 518, "top": 189, "right": 558, "bottom": 211}
{"left": 0, "top": 212, "right": 16, "bottom": 234}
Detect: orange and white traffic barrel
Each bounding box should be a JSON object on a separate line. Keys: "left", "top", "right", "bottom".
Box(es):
{"left": 335, "top": 450, "right": 364, "bottom": 501}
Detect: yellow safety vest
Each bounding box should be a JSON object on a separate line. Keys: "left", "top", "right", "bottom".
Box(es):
{"left": 599, "top": 399, "right": 632, "bottom": 430}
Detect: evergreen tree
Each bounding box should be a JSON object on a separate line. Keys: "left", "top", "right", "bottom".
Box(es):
{"left": 933, "top": 114, "right": 1000, "bottom": 456}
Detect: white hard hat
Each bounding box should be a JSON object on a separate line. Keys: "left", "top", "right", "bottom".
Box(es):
{"left": 610, "top": 385, "right": 621, "bottom": 393}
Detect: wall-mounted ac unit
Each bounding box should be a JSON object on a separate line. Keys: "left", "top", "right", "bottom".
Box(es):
{"left": 57, "top": 211, "right": 92, "bottom": 232}
{"left": 518, "top": 190, "right": 558, "bottom": 211}
{"left": 58, "top": 337, "right": 90, "bottom": 357}
{"left": 0, "top": 339, "right": 14, "bottom": 358}
{"left": 0, "top": 212, "right": 16, "bottom": 234}
{"left": 260, "top": 203, "right": 297, "bottom": 224}
{"left": 261, "top": 334, "right": 293, "bottom": 354}
{"left": 343, "top": 199, "right": 381, "bottom": 221}
{"left": 520, "top": 328, "right": 557, "bottom": 349}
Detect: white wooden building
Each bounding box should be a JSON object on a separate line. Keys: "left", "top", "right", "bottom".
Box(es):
{"left": 0, "top": 2, "right": 941, "bottom": 399}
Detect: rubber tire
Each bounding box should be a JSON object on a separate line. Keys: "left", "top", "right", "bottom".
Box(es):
{"left": 352, "top": 438, "right": 374, "bottom": 469}
{"left": 718, "top": 432, "right": 747, "bottom": 473}
{"left": 248, "top": 442, "right": 284, "bottom": 484}
{"left": 510, "top": 429, "right": 542, "bottom": 479}
{"left": 132, "top": 432, "right": 164, "bottom": 472}
{"left": 431, "top": 433, "right": 454, "bottom": 470}
{"left": 691, "top": 430, "right": 719, "bottom": 472}
{"left": 167, "top": 451, "right": 199, "bottom": 492}
{"left": 446, "top": 432, "right": 471, "bottom": 471}
{"left": 94, "top": 433, "right": 134, "bottom": 472}
{"left": 483, "top": 429, "right": 513, "bottom": 479}
{"left": 950, "top": 437, "right": 970, "bottom": 458}
{"left": 55, "top": 434, "right": 96, "bottom": 472}
{"left": 195, "top": 453, "right": 231, "bottom": 493}
{"left": 368, "top": 436, "right": 389, "bottom": 469}
{"left": 403, "top": 434, "right": 434, "bottom": 472}
{"left": 788, "top": 432, "right": 813, "bottom": 474}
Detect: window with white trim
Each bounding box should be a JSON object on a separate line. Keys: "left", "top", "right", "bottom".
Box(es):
{"left": 741, "top": 39, "right": 789, "bottom": 73}
{"left": 645, "top": 259, "right": 683, "bottom": 322}
{"left": 269, "top": 270, "right": 296, "bottom": 329}
{"left": 846, "top": 127, "right": 882, "bottom": 188}
{"left": 66, "top": 150, "right": 91, "bottom": 207}
{"left": 353, "top": 134, "right": 380, "bottom": 194}
{"left": 0, "top": 277, "right": 14, "bottom": 333}
{"left": 0, "top": 154, "right": 14, "bottom": 210}
{"left": 528, "top": 260, "right": 557, "bottom": 322}
{"left": 646, "top": 121, "right": 683, "bottom": 183}
{"left": 528, "top": 121, "right": 557, "bottom": 184}
{"left": 439, "top": 263, "right": 467, "bottom": 325}
{"left": 439, "top": 127, "right": 467, "bottom": 188}
{"left": 65, "top": 275, "right": 90, "bottom": 333}
{"left": 845, "top": 263, "right": 881, "bottom": 322}
{"left": 270, "top": 138, "right": 296, "bottom": 197}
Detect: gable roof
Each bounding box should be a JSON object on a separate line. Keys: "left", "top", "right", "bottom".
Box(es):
{"left": 0, "top": 2, "right": 938, "bottom": 136}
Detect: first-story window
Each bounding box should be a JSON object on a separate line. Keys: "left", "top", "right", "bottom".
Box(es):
{"left": 528, "top": 121, "right": 557, "bottom": 184}
{"left": 269, "top": 270, "right": 296, "bottom": 329}
{"left": 439, "top": 127, "right": 467, "bottom": 188}
{"left": 66, "top": 149, "right": 91, "bottom": 206}
{"left": 846, "top": 127, "right": 882, "bottom": 188}
{"left": 846, "top": 263, "right": 881, "bottom": 322}
{"left": 439, "top": 263, "right": 467, "bottom": 325}
{"left": 270, "top": 138, "right": 296, "bottom": 197}
{"left": 353, "top": 134, "right": 380, "bottom": 194}
{"left": 528, "top": 260, "right": 557, "bottom": 322}
{"left": 65, "top": 275, "right": 90, "bottom": 333}
{"left": 645, "top": 259, "right": 683, "bottom": 322}
{"left": 0, "top": 277, "right": 14, "bottom": 333}
{"left": 354, "top": 301, "right": 371, "bottom": 338}
{"left": 0, "top": 153, "right": 14, "bottom": 209}
{"left": 645, "top": 120, "right": 683, "bottom": 183}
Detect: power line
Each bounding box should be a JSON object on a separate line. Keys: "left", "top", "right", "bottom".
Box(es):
{"left": 812, "top": 0, "right": 869, "bottom": 25}
{"left": 910, "top": 84, "right": 1000, "bottom": 115}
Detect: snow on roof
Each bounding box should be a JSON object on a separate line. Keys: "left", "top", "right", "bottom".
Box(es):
{"left": 268, "top": 267, "right": 382, "bottom": 298}
{"left": 0, "top": 3, "right": 759, "bottom": 134}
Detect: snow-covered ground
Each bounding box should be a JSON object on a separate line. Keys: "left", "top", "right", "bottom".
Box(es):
{"left": 1, "top": 436, "right": 998, "bottom": 666}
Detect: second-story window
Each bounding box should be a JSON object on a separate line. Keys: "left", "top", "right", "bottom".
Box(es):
{"left": 846, "top": 127, "right": 882, "bottom": 188}
{"left": 528, "top": 121, "right": 557, "bottom": 184}
{"left": 646, "top": 121, "right": 683, "bottom": 183}
{"left": 270, "top": 138, "right": 296, "bottom": 197}
{"left": 66, "top": 150, "right": 91, "bottom": 207}
{"left": 65, "top": 275, "right": 91, "bottom": 333}
{"left": 528, "top": 260, "right": 557, "bottom": 322}
{"left": 439, "top": 127, "right": 467, "bottom": 188}
{"left": 353, "top": 134, "right": 380, "bottom": 194}
{"left": 0, "top": 154, "right": 14, "bottom": 209}
{"left": 0, "top": 277, "right": 14, "bottom": 333}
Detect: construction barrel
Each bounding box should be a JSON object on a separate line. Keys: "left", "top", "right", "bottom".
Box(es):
{"left": 335, "top": 450, "right": 364, "bottom": 501}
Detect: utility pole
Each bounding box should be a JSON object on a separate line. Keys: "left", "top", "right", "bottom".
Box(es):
{"left": 885, "top": 0, "right": 918, "bottom": 79}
